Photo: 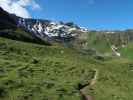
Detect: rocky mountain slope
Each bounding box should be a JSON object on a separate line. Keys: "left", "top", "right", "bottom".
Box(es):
{"left": 0, "top": 7, "right": 17, "bottom": 29}
{"left": 0, "top": 7, "right": 88, "bottom": 48}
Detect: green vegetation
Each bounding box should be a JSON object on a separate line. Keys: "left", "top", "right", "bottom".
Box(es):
{"left": 0, "top": 28, "right": 51, "bottom": 45}
{"left": 0, "top": 36, "right": 133, "bottom": 100}
{"left": 120, "top": 43, "right": 133, "bottom": 59}
{"left": 87, "top": 31, "right": 111, "bottom": 53}
{"left": 0, "top": 37, "right": 96, "bottom": 100}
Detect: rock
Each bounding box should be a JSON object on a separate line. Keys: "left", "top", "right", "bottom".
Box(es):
{"left": 32, "top": 57, "right": 39, "bottom": 64}
{"left": 95, "top": 54, "right": 105, "bottom": 61}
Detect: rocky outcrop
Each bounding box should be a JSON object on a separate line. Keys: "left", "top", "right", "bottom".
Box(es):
{"left": 0, "top": 7, "right": 17, "bottom": 29}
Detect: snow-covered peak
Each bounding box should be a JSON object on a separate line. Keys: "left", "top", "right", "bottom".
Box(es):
{"left": 17, "top": 18, "right": 89, "bottom": 41}
{"left": 80, "top": 27, "right": 89, "bottom": 32}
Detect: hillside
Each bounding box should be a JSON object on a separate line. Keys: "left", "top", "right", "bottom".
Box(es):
{"left": 0, "top": 36, "right": 133, "bottom": 100}
{"left": 0, "top": 7, "right": 16, "bottom": 30}
{"left": 86, "top": 30, "right": 133, "bottom": 58}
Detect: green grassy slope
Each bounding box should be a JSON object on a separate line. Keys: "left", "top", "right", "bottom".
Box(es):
{"left": 119, "top": 43, "right": 133, "bottom": 59}
{"left": 87, "top": 32, "right": 111, "bottom": 53}
{"left": 0, "top": 37, "right": 133, "bottom": 100}
{"left": 0, "top": 28, "right": 51, "bottom": 45}
{"left": 86, "top": 31, "right": 133, "bottom": 61}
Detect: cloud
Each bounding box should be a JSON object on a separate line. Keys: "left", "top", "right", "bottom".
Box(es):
{"left": 31, "top": 1, "right": 41, "bottom": 10}
{"left": 0, "top": 0, "right": 41, "bottom": 18}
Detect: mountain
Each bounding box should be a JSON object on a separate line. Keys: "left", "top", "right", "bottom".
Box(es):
{"left": 1, "top": 7, "right": 133, "bottom": 57}
{"left": 0, "top": 7, "right": 50, "bottom": 45}
{"left": 0, "top": 7, "right": 17, "bottom": 29}
{"left": 0, "top": 7, "right": 88, "bottom": 48}
{"left": 17, "top": 17, "right": 89, "bottom": 49}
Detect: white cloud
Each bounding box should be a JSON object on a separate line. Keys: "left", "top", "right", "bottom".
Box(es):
{"left": 0, "top": 0, "right": 41, "bottom": 18}
{"left": 32, "top": 1, "right": 41, "bottom": 10}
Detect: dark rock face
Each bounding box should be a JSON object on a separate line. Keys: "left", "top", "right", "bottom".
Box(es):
{"left": 0, "top": 7, "right": 17, "bottom": 30}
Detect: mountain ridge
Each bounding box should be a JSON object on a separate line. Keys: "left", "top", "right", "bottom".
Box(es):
{"left": 0, "top": 7, "right": 89, "bottom": 48}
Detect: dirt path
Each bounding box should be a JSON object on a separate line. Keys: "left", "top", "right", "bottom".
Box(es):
{"left": 79, "top": 69, "right": 98, "bottom": 100}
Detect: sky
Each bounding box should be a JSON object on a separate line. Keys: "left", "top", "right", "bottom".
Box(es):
{"left": 0, "top": 0, "right": 133, "bottom": 30}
